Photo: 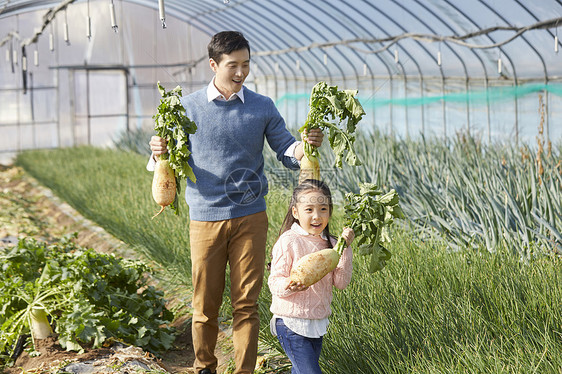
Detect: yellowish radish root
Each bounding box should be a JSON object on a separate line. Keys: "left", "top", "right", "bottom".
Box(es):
{"left": 30, "top": 307, "right": 53, "bottom": 340}
{"left": 299, "top": 153, "right": 321, "bottom": 184}
{"left": 289, "top": 248, "right": 341, "bottom": 287}
{"left": 152, "top": 159, "right": 176, "bottom": 219}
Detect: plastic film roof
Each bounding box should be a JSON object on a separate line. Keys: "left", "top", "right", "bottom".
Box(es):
{"left": 2, "top": 0, "right": 562, "bottom": 152}
{"left": 1, "top": 0, "right": 562, "bottom": 83}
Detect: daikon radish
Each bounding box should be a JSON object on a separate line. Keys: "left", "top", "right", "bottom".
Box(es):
{"left": 289, "top": 246, "right": 342, "bottom": 288}
{"left": 151, "top": 82, "right": 197, "bottom": 218}
{"left": 298, "top": 153, "right": 320, "bottom": 184}
{"left": 152, "top": 158, "right": 177, "bottom": 219}
{"left": 30, "top": 307, "right": 53, "bottom": 340}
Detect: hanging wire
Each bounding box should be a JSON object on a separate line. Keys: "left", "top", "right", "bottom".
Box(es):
{"left": 10, "top": 36, "right": 18, "bottom": 67}
{"left": 86, "top": 0, "right": 92, "bottom": 39}
{"left": 63, "top": 7, "right": 70, "bottom": 45}
{"left": 0, "top": 0, "right": 75, "bottom": 54}
{"left": 159, "top": 0, "right": 167, "bottom": 29}
{"left": 49, "top": 22, "right": 55, "bottom": 51}
{"left": 22, "top": 45, "right": 28, "bottom": 93}
{"left": 9, "top": 37, "right": 15, "bottom": 73}
{"left": 497, "top": 49, "right": 502, "bottom": 74}
{"left": 109, "top": 0, "right": 118, "bottom": 33}
{"left": 554, "top": 22, "right": 558, "bottom": 53}
{"left": 13, "top": 15, "right": 18, "bottom": 65}
{"left": 34, "top": 43, "right": 39, "bottom": 66}
{"left": 22, "top": 46, "right": 27, "bottom": 72}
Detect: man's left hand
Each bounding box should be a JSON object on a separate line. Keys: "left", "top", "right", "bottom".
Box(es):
{"left": 302, "top": 128, "right": 324, "bottom": 148}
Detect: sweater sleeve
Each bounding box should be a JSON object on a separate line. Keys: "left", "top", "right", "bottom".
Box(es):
{"left": 264, "top": 99, "right": 300, "bottom": 170}
{"left": 268, "top": 236, "right": 297, "bottom": 298}
{"left": 332, "top": 245, "right": 353, "bottom": 290}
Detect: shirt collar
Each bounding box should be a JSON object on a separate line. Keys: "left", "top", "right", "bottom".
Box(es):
{"left": 206, "top": 78, "right": 245, "bottom": 103}
{"left": 291, "top": 222, "right": 328, "bottom": 240}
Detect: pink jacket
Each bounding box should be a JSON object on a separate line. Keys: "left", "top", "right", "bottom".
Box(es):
{"left": 268, "top": 224, "right": 353, "bottom": 320}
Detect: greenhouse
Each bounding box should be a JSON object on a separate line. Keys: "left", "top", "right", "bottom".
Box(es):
{"left": 1, "top": 1, "right": 562, "bottom": 374}
{"left": 1, "top": 0, "right": 562, "bottom": 162}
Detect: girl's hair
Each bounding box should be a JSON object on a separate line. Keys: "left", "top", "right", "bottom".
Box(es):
{"left": 208, "top": 31, "right": 251, "bottom": 63}
{"left": 278, "top": 179, "right": 335, "bottom": 248}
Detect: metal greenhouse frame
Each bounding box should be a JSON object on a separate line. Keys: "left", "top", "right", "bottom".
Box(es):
{"left": 1, "top": 0, "right": 561, "bottom": 162}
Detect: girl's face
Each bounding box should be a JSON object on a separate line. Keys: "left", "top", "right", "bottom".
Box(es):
{"left": 292, "top": 190, "right": 331, "bottom": 236}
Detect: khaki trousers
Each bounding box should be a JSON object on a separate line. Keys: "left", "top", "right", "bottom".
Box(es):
{"left": 189, "top": 211, "right": 268, "bottom": 374}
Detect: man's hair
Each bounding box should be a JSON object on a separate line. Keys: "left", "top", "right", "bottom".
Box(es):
{"left": 208, "top": 31, "right": 251, "bottom": 63}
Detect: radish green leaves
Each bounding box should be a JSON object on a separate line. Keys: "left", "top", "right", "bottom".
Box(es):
{"left": 299, "top": 81, "right": 365, "bottom": 168}
{"left": 152, "top": 82, "right": 197, "bottom": 215}
{"left": 153, "top": 82, "right": 197, "bottom": 183}
{"left": 335, "top": 183, "right": 405, "bottom": 272}
{"left": 0, "top": 235, "right": 175, "bottom": 366}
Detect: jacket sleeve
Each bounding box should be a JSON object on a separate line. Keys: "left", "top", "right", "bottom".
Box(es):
{"left": 332, "top": 245, "right": 353, "bottom": 290}
{"left": 268, "top": 236, "right": 298, "bottom": 298}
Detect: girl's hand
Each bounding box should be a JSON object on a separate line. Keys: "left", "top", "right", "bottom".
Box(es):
{"left": 341, "top": 227, "right": 355, "bottom": 246}
{"left": 149, "top": 136, "right": 168, "bottom": 156}
{"left": 286, "top": 280, "right": 309, "bottom": 292}
{"left": 302, "top": 128, "right": 324, "bottom": 148}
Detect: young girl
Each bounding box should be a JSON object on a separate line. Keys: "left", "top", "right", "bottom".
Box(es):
{"left": 268, "top": 179, "right": 354, "bottom": 374}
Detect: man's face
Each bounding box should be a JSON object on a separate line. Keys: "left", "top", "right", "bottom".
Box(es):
{"left": 210, "top": 48, "right": 250, "bottom": 99}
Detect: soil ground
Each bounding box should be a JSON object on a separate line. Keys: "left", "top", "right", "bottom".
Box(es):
{"left": 0, "top": 164, "right": 238, "bottom": 374}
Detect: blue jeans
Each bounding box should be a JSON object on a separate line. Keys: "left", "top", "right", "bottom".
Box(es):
{"left": 275, "top": 318, "right": 323, "bottom": 374}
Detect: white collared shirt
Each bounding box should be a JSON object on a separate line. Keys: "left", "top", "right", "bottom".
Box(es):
{"left": 206, "top": 78, "right": 245, "bottom": 103}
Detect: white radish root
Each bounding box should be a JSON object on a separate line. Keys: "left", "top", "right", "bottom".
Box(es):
{"left": 30, "top": 307, "right": 53, "bottom": 340}
{"left": 152, "top": 159, "right": 176, "bottom": 219}
{"left": 289, "top": 248, "right": 341, "bottom": 287}
{"left": 299, "top": 153, "right": 321, "bottom": 184}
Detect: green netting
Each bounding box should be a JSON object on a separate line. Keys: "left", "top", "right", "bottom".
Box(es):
{"left": 276, "top": 83, "right": 562, "bottom": 108}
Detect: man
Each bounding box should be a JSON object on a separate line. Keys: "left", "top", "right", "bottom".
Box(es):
{"left": 148, "top": 31, "right": 324, "bottom": 374}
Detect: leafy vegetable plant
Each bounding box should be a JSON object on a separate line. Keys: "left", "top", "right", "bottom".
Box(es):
{"left": 298, "top": 81, "right": 365, "bottom": 182}
{"left": 335, "top": 183, "right": 405, "bottom": 272}
{"left": 0, "top": 235, "right": 175, "bottom": 366}
{"left": 152, "top": 82, "right": 197, "bottom": 217}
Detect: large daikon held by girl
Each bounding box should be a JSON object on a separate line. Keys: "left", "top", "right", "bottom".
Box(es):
{"left": 268, "top": 179, "right": 354, "bottom": 374}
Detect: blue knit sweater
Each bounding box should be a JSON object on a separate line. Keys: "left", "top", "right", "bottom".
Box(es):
{"left": 180, "top": 87, "right": 299, "bottom": 221}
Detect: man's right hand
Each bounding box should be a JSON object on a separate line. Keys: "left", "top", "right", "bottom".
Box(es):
{"left": 149, "top": 136, "right": 168, "bottom": 156}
